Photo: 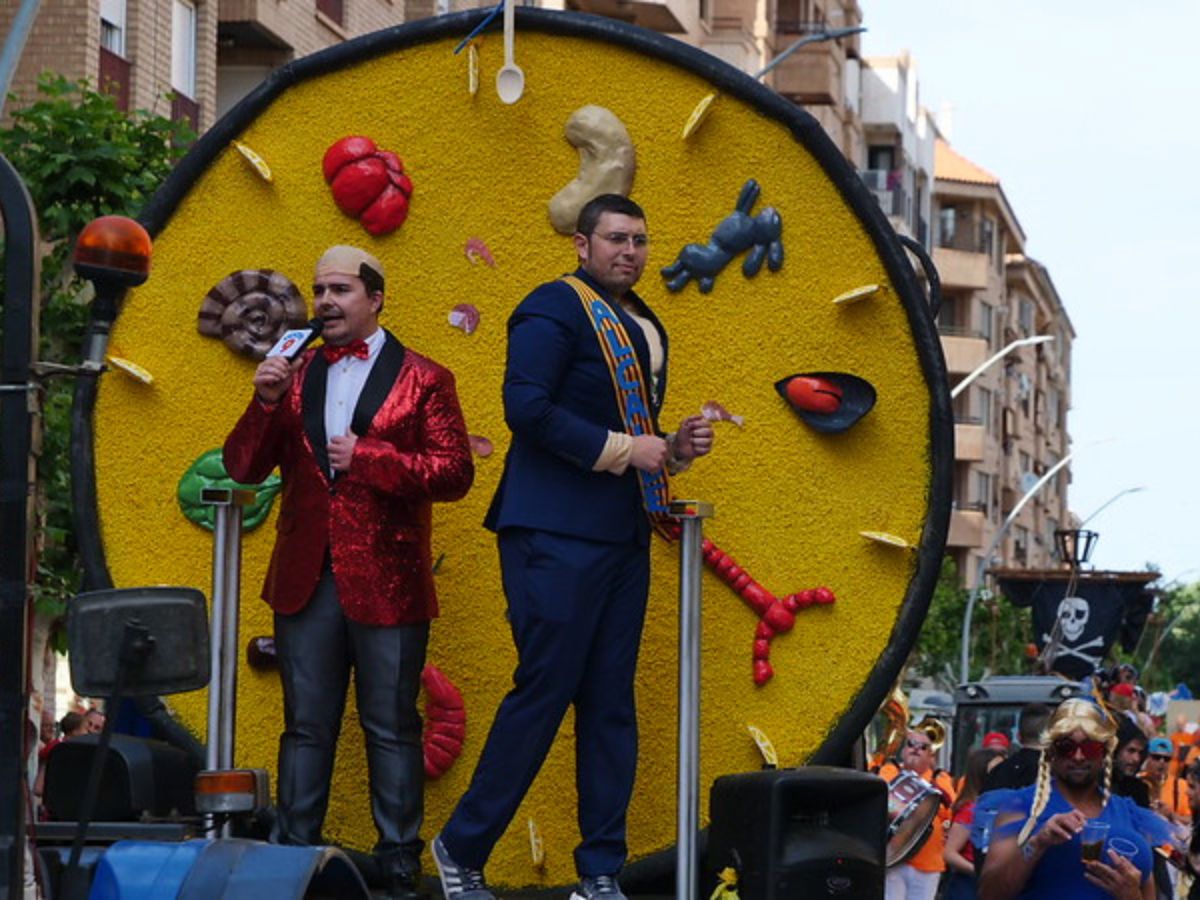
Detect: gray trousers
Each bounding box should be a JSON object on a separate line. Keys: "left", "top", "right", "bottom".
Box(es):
{"left": 271, "top": 566, "right": 428, "bottom": 873}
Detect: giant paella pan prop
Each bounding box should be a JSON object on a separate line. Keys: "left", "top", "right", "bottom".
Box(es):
{"left": 77, "top": 9, "right": 952, "bottom": 891}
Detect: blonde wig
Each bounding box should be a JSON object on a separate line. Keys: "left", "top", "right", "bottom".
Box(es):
{"left": 1016, "top": 699, "right": 1118, "bottom": 845}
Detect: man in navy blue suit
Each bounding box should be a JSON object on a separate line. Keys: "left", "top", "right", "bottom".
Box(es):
{"left": 433, "top": 195, "right": 713, "bottom": 900}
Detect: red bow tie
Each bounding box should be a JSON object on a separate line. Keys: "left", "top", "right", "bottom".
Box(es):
{"left": 323, "top": 340, "right": 369, "bottom": 363}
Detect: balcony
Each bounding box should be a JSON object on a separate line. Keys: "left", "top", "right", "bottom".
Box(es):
{"left": 764, "top": 38, "right": 840, "bottom": 105}
{"left": 99, "top": 47, "right": 130, "bottom": 112}
{"left": 947, "top": 507, "right": 986, "bottom": 548}
{"left": 171, "top": 93, "right": 199, "bottom": 134}
{"left": 218, "top": 0, "right": 296, "bottom": 52}
{"left": 859, "top": 169, "right": 910, "bottom": 222}
{"left": 954, "top": 423, "right": 985, "bottom": 462}
{"left": 939, "top": 330, "right": 987, "bottom": 375}
{"left": 316, "top": 0, "right": 343, "bottom": 25}
{"left": 700, "top": 17, "right": 758, "bottom": 70}
{"left": 570, "top": 0, "right": 686, "bottom": 31}
{"left": 932, "top": 247, "right": 989, "bottom": 290}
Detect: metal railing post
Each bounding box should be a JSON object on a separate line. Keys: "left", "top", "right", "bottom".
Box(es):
{"left": 201, "top": 486, "right": 254, "bottom": 837}
{"left": 669, "top": 499, "right": 713, "bottom": 900}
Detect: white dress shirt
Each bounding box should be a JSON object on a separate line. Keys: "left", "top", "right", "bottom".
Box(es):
{"left": 324, "top": 327, "right": 385, "bottom": 448}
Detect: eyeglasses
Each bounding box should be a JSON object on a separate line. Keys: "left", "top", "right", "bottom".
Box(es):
{"left": 1051, "top": 737, "right": 1107, "bottom": 760}
{"left": 905, "top": 739, "right": 932, "bottom": 752}
{"left": 596, "top": 232, "right": 649, "bottom": 249}
{"left": 1149, "top": 754, "right": 1173, "bottom": 762}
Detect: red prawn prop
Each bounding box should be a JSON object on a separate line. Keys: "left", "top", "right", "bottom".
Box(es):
{"left": 661, "top": 523, "right": 835, "bottom": 685}
{"left": 421, "top": 664, "right": 466, "bottom": 779}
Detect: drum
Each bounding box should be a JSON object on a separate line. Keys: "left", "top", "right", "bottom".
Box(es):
{"left": 885, "top": 771, "right": 942, "bottom": 866}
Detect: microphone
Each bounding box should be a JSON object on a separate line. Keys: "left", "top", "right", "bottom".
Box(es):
{"left": 266, "top": 317, "right": 324, "bottom": 360}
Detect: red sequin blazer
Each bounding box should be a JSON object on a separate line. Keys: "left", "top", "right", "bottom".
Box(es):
{"left": 223, "top": 331, "right": 474, "bottom": 626}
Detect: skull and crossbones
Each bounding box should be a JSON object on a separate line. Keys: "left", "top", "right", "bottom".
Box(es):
{"left": 1043, "top": 596, "right": 1104, "bottom": 664}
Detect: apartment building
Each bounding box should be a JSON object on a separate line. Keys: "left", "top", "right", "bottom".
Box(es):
{"left": 0, "top": 0, "right": 410, "bottom": 134}
{"left": 934, "top": 139, "right": 1073, "bottom": 586}
{"left": 858, "top": 51, "right": 934, "bottom": 248}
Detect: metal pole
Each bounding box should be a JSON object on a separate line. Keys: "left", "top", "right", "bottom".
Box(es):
{"left": 752, "top": 26, "right": 865, "bottom": 82}
{"left": 0, "top": 0, "right": 43, "bottom": 115}
{"left": 959, "top": 451, "right": 1075, "bottom": 682}
{"left": 669, "top": 499, "right": 713, "bottom": 900}
{"left": 949, "top": 335, "right": 1054, "bottom": 401}
{"left": 201, "top": 487, "right": 253, "bottom": 837}
{"left": 0, "top": 153, "right": 39, "bottom": 900}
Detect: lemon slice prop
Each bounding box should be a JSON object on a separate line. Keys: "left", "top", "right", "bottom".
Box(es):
{"left": 82, "top": 10, "right": 950, "bottom": 892}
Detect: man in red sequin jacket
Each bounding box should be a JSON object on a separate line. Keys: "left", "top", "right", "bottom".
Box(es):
{"left": 224, "top": 245, "right": 473, "bottom": 899}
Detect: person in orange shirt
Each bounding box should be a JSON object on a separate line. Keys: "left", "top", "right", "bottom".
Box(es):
{"left": 879, "top": 729, "right": 956, "bottom": 900}
{"left": 1144, "top": 736, "right": 1194, "bottom": 824}
{"left": 1169, "top": 717, "right": 1197, "bottom": 776}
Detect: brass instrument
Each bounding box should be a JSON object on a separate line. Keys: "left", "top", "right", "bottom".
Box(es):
{"left": 913, "top": 714, "right": 947, "bottom": 753}
{"left": 869, "top": 683, "right": 909, "bottom": 771}
{"left": 869, "top": 684, "right": 949, "bottom": 867}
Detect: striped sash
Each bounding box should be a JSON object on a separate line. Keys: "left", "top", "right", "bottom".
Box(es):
{"left": 562, "top": 276, "right": 673, "bottom": 535}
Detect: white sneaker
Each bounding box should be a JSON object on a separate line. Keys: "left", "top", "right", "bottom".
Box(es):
{"left": 431, "top": 834, "right": 496, "bottom": 899}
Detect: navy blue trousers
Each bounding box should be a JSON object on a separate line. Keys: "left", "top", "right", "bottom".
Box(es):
{"left": 441, "top": 527, "right": 650, "bottom": 877}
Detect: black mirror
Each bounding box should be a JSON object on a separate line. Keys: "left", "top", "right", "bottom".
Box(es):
{"left": 67, "top": 587, "right": 210, "bottom": 697}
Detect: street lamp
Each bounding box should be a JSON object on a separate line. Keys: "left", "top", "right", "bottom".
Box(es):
{"left": 959, "top": 450, "right": 1075, "bottom": 683}
{"left": 752, "top": 25, "right": 868, "bottom": 83}
{"left": 682, "top": 25, "right": 867, "bottom": 139}
{"left": 1077, "top": 485, "right": 1147, "bottom": 529}
{"left": 950, "top": 335, "right": 1054, "bottom": 400}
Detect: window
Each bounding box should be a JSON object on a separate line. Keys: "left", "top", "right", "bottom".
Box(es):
{"left": 979, "top": 302, "right": 993, "bottom": 344}
{"left": 940, "top": 296, "right": 957, "bottom": 328}
{"left": 1047, "top": 389, "right": 1060, "bottom": 431}
{"left": 975, "top": 471, "right": 991, "bottom": 513}
{"left": 867, "top": 145, "right": 895, "bottom": 172}
{"left": 100, "top": 0, "right": 126, "bottom": 55}
{"left": 1014, "top": 525, "right": 1029, "bottom": 563}
{"left": 172, "top": 0, "right": 197, "bottom": 99}
{"left": 318, "top": 0, "right": 345, "bottom": 25}
{"left": 980, "top": 217, "right": 995, "bottom": 261}
{"left": 1019, "top": 451, "right": 1031, "bottom": 474}
{"left": 978, "top": 388, "right": 993, "bottom": 435}
{"left": 938, "top": 207, "right": 956, "bottom": 247}
{"left": 1019, "top": 299, "right": 1034, "bottom": 335}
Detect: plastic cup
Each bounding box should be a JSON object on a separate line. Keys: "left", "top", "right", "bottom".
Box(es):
{"left": 1108, "top": 837, "right": 1138, "bottom": 861}
{"left": 1080, "top": 820, "right": 1110, "bottom": 862}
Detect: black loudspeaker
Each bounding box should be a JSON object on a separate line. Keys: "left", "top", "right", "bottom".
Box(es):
{"left": 708, "top": 766, "right": 887, "bottom": 899}
{"left": 43, "top": 733, "right": 198, "bottom": 821}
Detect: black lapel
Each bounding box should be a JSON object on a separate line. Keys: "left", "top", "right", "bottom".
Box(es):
{"left": 350, "top": 330, "right": 406, "bottom": 437}
{"left": 301, "top": 352, "right": 331, "bottom": 478}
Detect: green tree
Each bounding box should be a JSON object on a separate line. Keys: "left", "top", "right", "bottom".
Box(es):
{"left": 907, "top": 556, "right": 1033, "bottom": 689}
{"left": 0, "top": 74, "right": 191, "bottom": 628}
{"left": 1141, "top": 579, "right": 1200, "bottom": 692}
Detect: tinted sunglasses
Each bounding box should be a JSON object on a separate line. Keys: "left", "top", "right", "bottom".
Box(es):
{"left": 1051, "top": 737, "right": 1106, "bottom": 760}
{"left": 1150, "top": 754, "right": 1173, "bottom": 762}
{"left": 905, "top": 738, "right": 932, "bottom": 752}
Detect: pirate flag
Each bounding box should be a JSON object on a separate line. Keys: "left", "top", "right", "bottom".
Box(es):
{"left": 996, "top": 570, "right": 1158, "bottom": 681}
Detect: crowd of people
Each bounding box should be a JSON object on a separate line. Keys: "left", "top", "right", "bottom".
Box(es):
{"left": 885, "top": 664, "right": 1200, "bottom": 900}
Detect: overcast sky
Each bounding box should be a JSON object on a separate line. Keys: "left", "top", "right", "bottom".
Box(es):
{"left": 860, "top": 2, "right": 1200, "bottom": 585}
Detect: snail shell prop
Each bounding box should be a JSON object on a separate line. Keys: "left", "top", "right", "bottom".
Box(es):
{"left": 198, "top": 269, "right": 308, "bottom": 360}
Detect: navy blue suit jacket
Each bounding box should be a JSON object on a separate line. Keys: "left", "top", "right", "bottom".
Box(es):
{"left": 484, "top": 268, "right": 668, "bottom": 545}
